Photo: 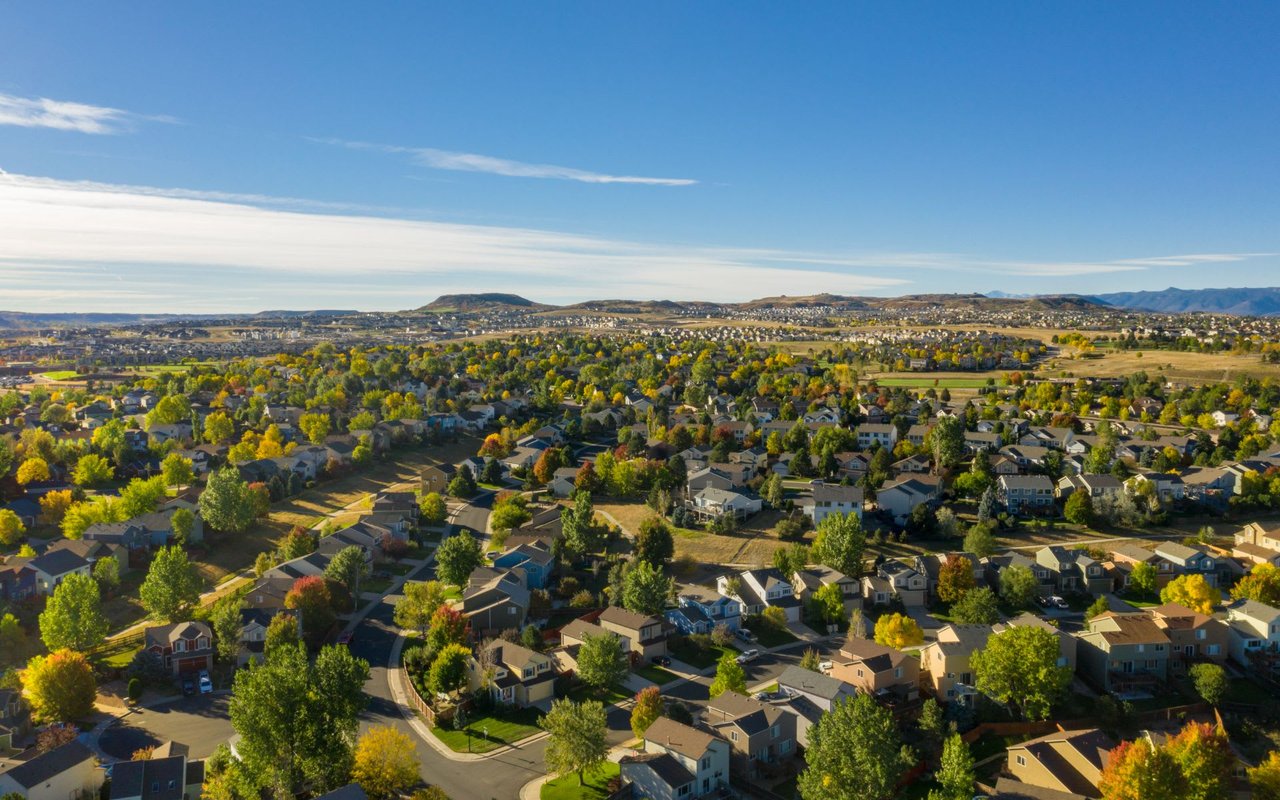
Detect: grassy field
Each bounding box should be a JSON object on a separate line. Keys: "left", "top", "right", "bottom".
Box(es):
{"left": 430, "top": 707, "right": 543, "bottom": 754}
{"left": 634, "top": 664, "right": 680, "bottom": 685}
{"left": 1041, "top": 348, "right": 1280, "bottom": 384}
{"left": 541, "top": 762, "right": 620, "bottom": 800}
{"left": 868, "top": 375, "right": 999, "bottom": 389}
{"left": 670, "top": 638, "right": 736, "bottom": 670}
{"left": 37, "top": 370, "right": 79, "bottom": 381}
{"left": 597, "top": 501, "right": 801, "bottom": 568}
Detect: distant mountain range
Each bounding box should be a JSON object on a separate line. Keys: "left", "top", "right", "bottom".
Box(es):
{"left": 0, "top": 309, "right": 357, "bottom": 330}
{"left": 1087, "top": 287, "right": 1280, "bottom": 316}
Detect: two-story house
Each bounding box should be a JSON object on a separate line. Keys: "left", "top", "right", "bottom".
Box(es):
{"left": 997, "top": 474, "right": 1055, "bottom": 515}
{"left": 144, "top": 621, "right": 214, "bottom": 678}
{"left": 1227, "top": 598, "right": 1280, "bottom": 669}
{"left": 855, "top": 423, "right": 898, "bottom": 450}
{"left": 491, "top": 540, "right": 555, "bottom": 590}
{"left": 1035, "top": 546, "right": 1109, "bottom": 595}
{"left": 717, "top": 569, "right": 802, "bottom": 623}
{"left": 26, "top": 549, "right": 92, "bottom": 596}
{"left": 621, "top": 717, "right": 731, "bottom": 800}
{"left": 0, "top": 688, "right": 29, "bottom": 751}
{"left": 829, "top": 638, "right": 919, "bottom": 701}
{"left": 875, "top": 476, "right": 941, "bottom": 524}
{"left": 801, "top": 482, "right": 863, "bottom": 525}
{"left": 775, "top": 665, "right": 856, "bottom": 712}
{"left": 862, "top": 559, "right": 927, "bottom": 608}
{"left": 1076, "top": 612, "right": 1171, "bottom": 695}
{"left": 921, "top": 623, "right": 994, "bottom": 704}
{"left": 598, "top": 606, "right": 669, "bottom": 662}
{"left": 1110, "top": 542, "right": 1175, "bottom": 589}
{"left": 461, "top": 567, "right": 530, "bottom": 633}
{"left": 913, "top": 553, "right": 982, "bottom": 601}
{"left": 0, "top": 740, "right": 99, "bottom": 800}
{"left": 469, "top": 639, "right": 555, "bottom": 711}
{"left": 1002, "top": 728, "right": 1116, "bottom": 799}
{"left": 1153, "top": 542, "right": 1220, "bottom": 588}
{"left": 791, "top": 565, "right": 862, "bottom": 615}
{"left": 108, "top": 742, "right": 204, "bottom": 800}
{"left": 666, "top": 589, "right": 742, "bottom": 635}
{"left": 701, "top": 691, "right": 797, "bottom": 779}
{"left": 1146, "top": 602, "right": 1229, "bottom": 675}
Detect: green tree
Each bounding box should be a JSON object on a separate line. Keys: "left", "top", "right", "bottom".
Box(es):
{"left": 1086, "top": 595, "right": 1111, "bottom": 619}
{"left": 229, "top": 642, "right": 370, "bottom": 796}
{"left": 622, "top": 560, "right": 673, "bottom": 615}
{"left": 951, "top": 587, "right": 1000, "bottom": 625}
{"left": 139, "top": 545, "right": 202, "bottom": 622}
{"left": 999, "top": 564, "right": 1037, "bottom": 609}
{"left": 426, "top": 643, "right": 470, "bottom": 696}
{"left": 435, "top": 531, "right": 482, "bottom": 587}
{"left": 811, "top": 512, "right": 866, "bottom": 577}
{"left": 936, "top": 554, "right": 975, "bottom": 604}
{"left": 926, "top": 416, "right": 964, "bottom": 469}
{"left": 798, "top": 694, "right": 906, "bottom": 800}
{"left": 963, "top": 521, "right": 997, "bottom": 558}
{"left": 264, "top": 614, "right": 300, "bottom": 653}
{"left": 808, "top": 583, "right": 845, "bottom": 626}
{"left": 203, "top": 411, "right": 235, "bottom": 444}
{"left": 199, "top": 467, "right": 257, "bottom": 533}
{"left": 1249, "top": 751, "right": 1280, "bottom": 800}
{"left": 120, "top": 475, "right": 168, "bottom": 517}
{"left": 212, "top": 598, "right": 244, "bottom": 663}
{"left": 561, "top": 491, "right": 601, "bottom": 557}
{"left": 972, "top": 626, "right": 1070, "bottom": 720}
{"left": 71, "top": 453, "right": 114, "bottom": 487}
{"left": 447, "top": 465, "right": 477, "bottom": 498}
{"left": 299, "top": 413, "right": 332, "bottom": 446}
{"left": 161, "top": 452, "right": 195, "bottom": 487}
{"left": 630, "top": 685, "right": 663, "bottom": 738}
{"left": 23, "top": 650, "right": 96, "bottom": 723}
{"left": 1130, "top": 561, "right": 1158, "bottom": 596}
{"left": 490, "top": 494, "right": 532, "bottom": 533}
{"left": 1063, "top": 490, "right": 1095, "bottom": 526}
{"left": 635, "top": 516, "right": 675, "bottom": 567}
{"left": 394, "top": 580, "right": 447, "bottom": 637}
{"left": 773, "top": 544, "right": 810, "bottom": 582}
{"left": 576, "top": 632, "right": 628, "bottom": 691}
{"left": 930, "top": 733, "right": 975, "bottom": 800}
{"left": 418, "top": 492, "right": 447, "bottom": 526}
{"left": 146, "top": 394, "right": 192, "bottom": 429}
{"left": 800, "top": 647, "right": 822, "bottom": 672}
{"left": 39, "top": 573, "right": 108, "bottom": 652}
{"left": 0, "top": 613, "right": 28, "bottom": 668}
{"left": 170, "top": 507, "right": 195, "bottom": 546}
{"left": 1189, "top": 663, "right": 1227, "bottom": 707}
{"left": 541, "top": 699, "right": 608, "bottom": 787}
{"left": 709, "top": 651, "right": 747, "bottom": 698}
{"left": 324, "top": 545, "right": 371, "bottom": 600}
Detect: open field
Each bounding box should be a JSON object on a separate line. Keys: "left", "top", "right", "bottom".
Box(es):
{"left": 595, "top": 501, "right": 800, "bottom": 567}
{"left": 37, "top": 370, "right": 79, "bottom": 381}
{"left": 866, "top": 375, "right": 999, "bottom": 389}
{"left": 1041, "top": 348, "right": 1280, "bottom": 384}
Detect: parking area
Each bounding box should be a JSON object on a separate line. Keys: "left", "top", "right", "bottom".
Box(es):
{"left": 100, "top": 694, "right": 233, "bottom": 761}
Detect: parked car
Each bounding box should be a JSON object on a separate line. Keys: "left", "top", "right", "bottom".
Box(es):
{"left": 650, "top": 655, "right": 671, "bottom": 666}
{"left": 736, "top": 649, "right": 759, "bottom": 664}
{"left": 818, "top": 660, "right": 833, "bottom": 673}
{"left": 1040, "top": 595, "right": 1069, "bottom": 609}
{"left": 735, "top": 628, "right": 757, "bottom": 643}
{"left": 181, "top": 678, "right": 195, "bottom": 696}
{"left": 198, "top": 671, "right": 213, "bottom": 694}
{"left": 336, "top": 631, "right": 354, "bottom": 646}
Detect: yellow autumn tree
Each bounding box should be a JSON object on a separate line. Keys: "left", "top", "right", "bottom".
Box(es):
{"left": 351, "top": 725, "right": 419, "bottom": 800}
{"left": 873, "top": 612, "right": 924, "bottom": 649}
{"left": 1160, "top": 574, "right": 1221, "bottom": 616}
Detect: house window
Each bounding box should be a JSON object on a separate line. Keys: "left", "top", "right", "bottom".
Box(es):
{"left": 894, "top": 667, "right": 902, "bottom": 679}
{"left": 771, "top": 725, "right": 780, "bottom": 739}
{"left": 780, "top": 739, "right": 791, "bottom": 754}
{"left": 678, "top": 787, "right": 691, "bottom": 798}
{"left": 1016, "top": 755, "right": 1026, "bottom": 767}
{"left": 1207, "top": 645, "right": 1220, "bottom": 655}
{"left": 1196, "top": 629, "right": 1206, "bottom": 640}
{"left": 701, "top": 757, "right": 710, "bottom": 770}
{"left": 730, "top": 731, "right": 738, "bottom": 742}
{"left": 856, "top": 668, "right": 864, "bottom": 678}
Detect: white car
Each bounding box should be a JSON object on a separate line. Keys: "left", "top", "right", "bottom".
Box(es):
{"left": 198, "top": 671, "right": 213, "bottom": 694}
{"left": 736, "top": 649, "right": 759, "bottom": 664}
{"left": 818, "top": 660, "right": 833, "bottom": 674}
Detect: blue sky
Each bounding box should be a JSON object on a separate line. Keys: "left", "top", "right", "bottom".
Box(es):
{"left": 0, "top": 2, "right": 1277, "bottom": 312}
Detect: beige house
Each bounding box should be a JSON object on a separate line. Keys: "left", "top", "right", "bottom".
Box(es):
{"left": 469, "top": 639, "right": 555, "bottom": 711}
{"left": 701, "top": 690, "right": 796, "bottom": 779}
{"left": 829, "top": 638, "right": 919, "bottom": 700}
{"left": 997, "top": 612, "right": 1077, "bottom": 672}
{"left": 0, "top": 741, "right": 99, "bottom": 800}
{"left": 623, "top": 717, "right": 731, "bottom": 800}
{"left": 1005, "top": 728, "right": 1116, "bottom": 798}
{"left": 921, "top": 624, "right": 994, "bottom": 704}
{"left": 1077, "top": 613, "right": 1171, "bottom": 695}
{"left": 1145, "top": 603, "right": 1230, "bottom": 675}
{"left": 597, "top": 606, "right": 669, "bottom": 661}
{"left": 461, "top": 567, "right": 530, "bottom": 633}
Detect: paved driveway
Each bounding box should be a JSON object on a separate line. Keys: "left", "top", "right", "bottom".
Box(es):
{"left": 100, "top": 695, "right": 233, "bottom": 760}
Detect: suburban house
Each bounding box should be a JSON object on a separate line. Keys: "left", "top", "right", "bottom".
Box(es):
{"left": 997, "top": 474, "right": 1055, "bottom": 514}
{"left": 875, "top": 476, "right": 941, "bottom": 523}
{"left": 791, "top": 565, "right": 861, "bottom": 615}
{"left": 717, "top": 569, "right": 802, "bottom": 622}
{"left": 800, "top": 481, "right": 863, "bottom": 525}
{"left": 688, "top": 487, "right": 762, "bottom": 522}
{"left": 921, "top": 623, "right": 994, "bottom": 704}
{"left": 1126, "top": 471, "right": 1185, "bottom": 503}
{"left": 1227, "top": 598, "right": 1280, "bottom": 669}
{"left": 1153, "top": 542, "right": 1220, "bottom": 587}
{"left": 461, "top": 567, "right": 530, "bottom": 632}
{"left": 855, "top": 423, "right": 897, "bottom": 450}
{"left": 144, "top": 621, "right": 215, "bottom": 678}
{"left": 862, "top": 559, "right": 927, "bottom": 608}
{"left": 236, "top": 607, "right": 299, "bottom": 666}
{"left": 667, "top": 588, "right": 742, "bottom": 635}
{"left": 701, "top": 690, "right": 797, "bottom": 779}
{"left": 1002, "top": 728, "right": 1116, "bottom": 799}
{"left": 1145, "top": 603, "right": 1230, "bottom": 674}
{"left": 108, "top": 742, "right": 204, "bottom": 800}
{"left": 621, "top": 717, "right": 731, "bottom": 800}
{"left": 26, "top": 548, "right": 92, "bottom": 595}
{"left": 468, "top": 639, "right": 555, "bottom": 711}
{"left": 1077, "top": 612, "right": 1171, "bottom": 695}
{"left": 0, "top": 740, "right": 99, "bottom": 800}
{"left": 491, "top": 540, "right": 555, "bottom": 589}
{"left": 775, "top": 665, "right": 856, "bottom": 712}
{"left": 597, "top": 605, "right": 669, "bottom": 661}
{"left": 0, "top": 689, "right": 29, "bottom": 751}
{"left": 1035, "top": 546, "right": 1110, "bottom": 595}
{"left": 1056, "top": 473, "right": 1124, "bottom": 500}
{"left": 912, "top": 553, "right": 981, "bottom": 600}
{"left": 996, "top": 612, "right": 1077, "bottom": 672}
{"left": 1110, "top": 543, "right": 1175, "bottom": 589}
{"left": 829, "top": 638, "right": 919, "bottom": 701}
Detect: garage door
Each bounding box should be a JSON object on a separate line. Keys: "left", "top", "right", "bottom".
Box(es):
{"left": 176, "top": 657, "right": 206, "bottom": 674}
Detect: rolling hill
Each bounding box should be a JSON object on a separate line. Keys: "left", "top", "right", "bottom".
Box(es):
{"left": 1090, "top": 287, "right": 1280, "bottom": 316}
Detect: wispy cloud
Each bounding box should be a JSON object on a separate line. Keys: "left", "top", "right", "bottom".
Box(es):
{"left": 320, "top": 138, "right": 697, "bottom": 186}
{"left": 0, "top": 92, "right": 174, "bottom": 134}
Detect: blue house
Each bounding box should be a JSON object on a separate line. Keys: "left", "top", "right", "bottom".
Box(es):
{"left": 491, "top": 541, "right": 555, "bottom": 589}
{"left": 3, "top": 497, "right": 40, "bottom": 529}
{"left": 666, "top": 588, "right": 742, "bottom": 635}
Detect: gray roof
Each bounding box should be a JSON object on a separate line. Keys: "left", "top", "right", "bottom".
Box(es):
{"left": 621, "top": 752, "right": 694, "bottom": 789}
{"left": 776, "top": 665, "right": 851, "bottom": 701}
{"left": 0, "top": 740, "right": 94, "bottom": 788}
{"left": 28, "top": 548, "right": 89, "bottom": 577}
{"left": 314, "top": 785, "right": 370, "bottom": 800}
{"left": 109, "top": 755, "right": 188, "bottom": 800}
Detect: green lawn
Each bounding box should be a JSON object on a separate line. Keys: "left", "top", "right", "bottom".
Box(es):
{"left": 430, "top": 709, "right": 543, "bottom": 754}
{"left": 871, "top": 377, "right": 997, "bottom": 388}
{"left": 669, "top": 639, "right": 736, "bottom": 670}
{"left": 635, "top": 664, "right": 680, "bottom": 685}
{"left": 541, "top": 762, "right": 620, "bottom": 800}
{"left": 567, "top": 684, "right": 631, "bottom": 706}
{"left": 362, "top": 576, "right": 394, "bottom": 594}
{"left": 748, "top": 623, "right": 799, "bottom": 648}
{"left": 385, "top": 562, "right": 416, "bottom": 576}
{"left": 38, "top": 370, "right": 79, "bottom": 381}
